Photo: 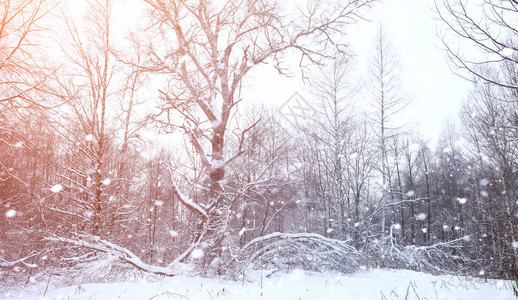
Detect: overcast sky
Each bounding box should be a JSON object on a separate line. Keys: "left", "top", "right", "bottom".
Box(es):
{"left": 243, "top": 0, "right": 472, "bottom": 147}
{"left": 65, "top": 0, "right": 473, "bottom": 147}
{"left": 367, "top": 0, "right": 472, "bottom": 145}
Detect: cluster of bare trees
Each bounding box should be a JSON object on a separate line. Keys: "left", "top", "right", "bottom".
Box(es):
{"left": 435, "top": 0, "right": 518, "bottom": 277}
{"left": 1, "top": 0, "right": 518, "bottom": 284}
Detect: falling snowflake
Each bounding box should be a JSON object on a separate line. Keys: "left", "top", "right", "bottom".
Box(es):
{"left": 191, "top": 249, "right": 204, "bottom": 259}
{"left": 102, "top": 178, "right": 111, "bottom": 185}
{"left": 14, "top": 142, "right": 23, "bottom": 148}
{"left": 326, "top": 228, "right": 334, "bottom": 234}
{"left": 457, "top": 198, "right": 467, "bottom": 205}
{"left": 480, "top": 178, "right": 489, "bottom": 187}
{"left": 50, "top": 184, "right": 63, "bottom": 193}
{"left": 512, "top": 241, "right": 518, "bottom": 249}
{"left": 169, "top": 230, "right": 178, "bottom": 238}
{"left": 85, "top": 134, "right": 94, "bottom": 141}
{"left": 5, "top": 209, "right": 16, "bottom": 218}
{"left": 155, "top": 200, "right": 164, "bottom": 207}
{"left": 406, "top": 190, "right": 415, "bottom": 197}
{"left": 393, "top": 223, "right": 401, "bottom": 230}
{"left": 416, "top": 213, "right": 427, "bottom": 221}
{"left": 421, "top": 228, "right": 427, "bottom": 234}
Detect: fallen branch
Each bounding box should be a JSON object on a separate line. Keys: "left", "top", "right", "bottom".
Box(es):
{"left": 381, "top": 236, "right": 478, "bottom": 275}
{"left": 0, "top": 250, "right": 43, "bottom": 268}
{"left": 231, "top": 232, "right": 363, "bottom": 276}
{"left": 45, "top": 235, "right": 177, "bottom": 277}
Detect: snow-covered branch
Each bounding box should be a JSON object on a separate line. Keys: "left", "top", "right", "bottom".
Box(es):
{"left": 0, "top": 251, "right": 41, "bottom": 268}
{"left": 168, "top": 168, "right": 208, "bottom": 219}
{"left": 381, "top": 236, "right": 477, "bottom": 275}
{"left": 45, "top": 235, "right": 178, "bottom": 277}
{"left": 231, "top": 232, "right": 363, "bottom": 276}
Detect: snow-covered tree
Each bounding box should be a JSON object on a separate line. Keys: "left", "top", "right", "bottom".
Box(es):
{"left": 140, "top": 0, "right": 374, "bottom": 272}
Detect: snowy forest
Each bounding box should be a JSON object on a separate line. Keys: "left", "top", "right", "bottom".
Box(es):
{"left": 1, "top": 0, "right": 518, "bottom": 298}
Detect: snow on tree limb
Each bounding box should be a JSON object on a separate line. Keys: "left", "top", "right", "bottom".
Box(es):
{"left": 168, "top": 168, "right": 208, "bottom": 219}
{"left": 45, "top": 235, "right": 178, "bottom": 277}
{"left": 381, "top": 236, "right": 477, "bottom": 275}
{"left": 242, "top": 232, "right": 357, "bottom": 251}
{"left": 231, "top": 232, "right": 363, "bottom": 276}
{"left": 184, "top": 126, "right": 212, "bottom": 169}
{"left": 0, "top": 251, "right": 41, "bottom": 268}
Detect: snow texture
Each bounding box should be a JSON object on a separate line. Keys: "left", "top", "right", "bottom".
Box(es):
{"left": 4, "top": 269, "right": 514, "bottom": 299}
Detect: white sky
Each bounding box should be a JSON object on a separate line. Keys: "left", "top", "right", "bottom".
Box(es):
{"left": 367, "top": 0, "right": 471, "bottom": 145}
{"left": 243, "top": 0, "right": 472, "bottom": 146}
{"left": 61, "top": 0, "right": 472, "bottom": 146}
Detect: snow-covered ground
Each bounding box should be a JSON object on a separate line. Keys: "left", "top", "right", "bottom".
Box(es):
{"left": 3, "top": 269, "right": 515, "bottom": 300}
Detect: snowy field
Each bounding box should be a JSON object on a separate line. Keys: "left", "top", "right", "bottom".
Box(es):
{"left": 3, "top": 269, "right": 515, "bottom": 300}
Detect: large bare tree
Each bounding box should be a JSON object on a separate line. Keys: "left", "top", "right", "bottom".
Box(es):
{"left": 141, "top": 0, "right": 374, "bottom": 271}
